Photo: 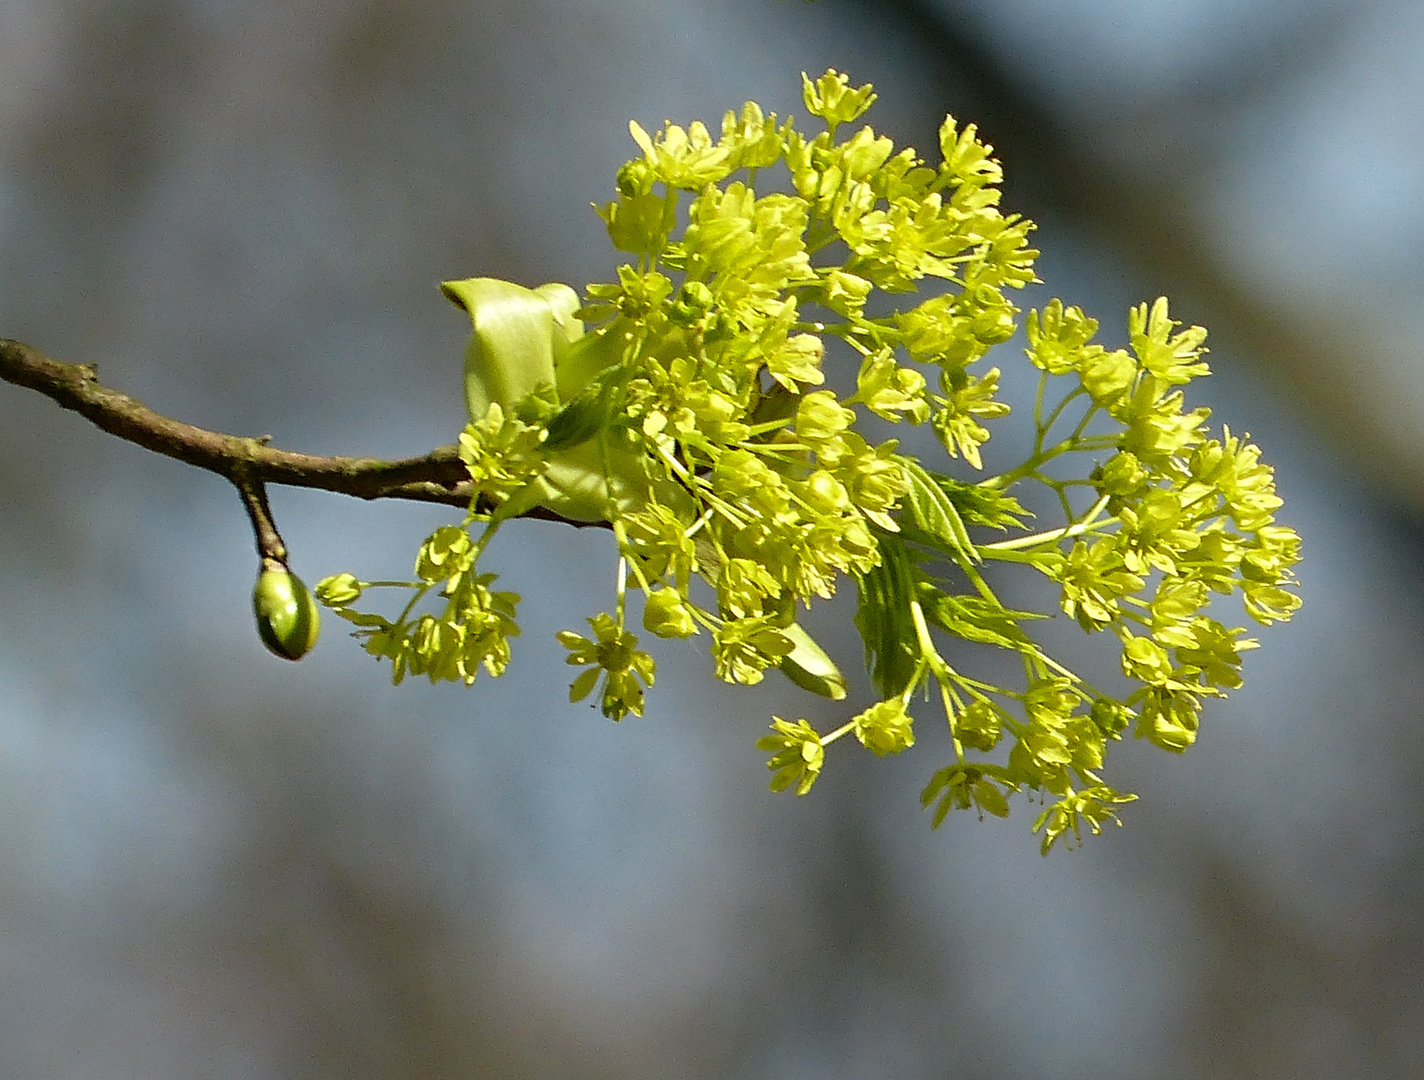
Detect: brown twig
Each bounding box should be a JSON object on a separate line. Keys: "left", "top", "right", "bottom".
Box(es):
{"left": 1, "top": 336, "right": 477, "bottom": 505}
{"left": 235, "top": 472, "right": 290, "bottom": 567}
{"left": 1, "top": 337, "right": 619, "bottom": 534}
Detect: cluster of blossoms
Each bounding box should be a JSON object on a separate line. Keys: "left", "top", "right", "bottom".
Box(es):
{"left": 315, "top": 71, "right": 1301, "bottom": 853}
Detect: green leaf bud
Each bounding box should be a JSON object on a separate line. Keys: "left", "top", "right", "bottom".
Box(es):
{"left": 253, "top": 564, "right": 321, "bottom": 661}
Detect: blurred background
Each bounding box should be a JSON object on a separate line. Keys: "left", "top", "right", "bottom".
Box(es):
{"left": 1, "top": 0, "right": 1420, "bottom": 1076}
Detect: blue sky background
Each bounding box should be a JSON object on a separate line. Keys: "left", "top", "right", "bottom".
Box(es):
{"left": 1, "top": 1, "right": 1421, "bottom": 1076}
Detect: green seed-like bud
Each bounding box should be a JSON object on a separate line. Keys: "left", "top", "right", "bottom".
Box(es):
{"left": 253, "top": 564, "right": 320, "bottom": 661}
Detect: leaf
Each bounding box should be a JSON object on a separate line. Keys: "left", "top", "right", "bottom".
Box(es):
{"left": 553, "top": 323, "right": 624, "bottom": 402}
{"left": 899, "top": 457, "right": 980, "bottom": 564}
{"left": 930, "top": 474, "right": 1030, "bottom": 531}
{"left": 853, "top": 529, "right": 921, "bottom": 699}
{"left": 542, "top": 325, "right": 633, "bottom": 452}
{"left": 332, "top": 608, "right": 393, "bottom": 629}
{"left": 443, "top": 277, "right": 572, "bottom": 422}
{"left": 777, "top": 622, "right": 848, "bottom": 700}
{"left": 543, "top": 392, "right": 618, "bottom": 452}
{"left": 917, "top": 590, "right": 1046, "bottom": 654}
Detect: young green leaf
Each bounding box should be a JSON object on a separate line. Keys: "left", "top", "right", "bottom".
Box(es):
{"left": 443, "top": 277, "right": 575, "bottom": 422}
{"left": 853, "top": 530, "right": 922, "bottom": 699}
{"left": 917, "top": 590, "right": 1046, "bottom": 653}
{"left": 899, "top": 458, "right": 980, "bottom": 564}
{"left": 777, "top": 621, "right": 848, "bottom": 700}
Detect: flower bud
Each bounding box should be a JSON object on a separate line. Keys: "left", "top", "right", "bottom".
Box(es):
{"left": 314, "top": 572, "right": 363, "bottom": 607}
{"left": 253, "top": 564, "right": 320, "bottom": 661}
{"left": 642, "top": 587, "right": 698, "bottom": 639}
{"left": 801, "top": 470, "right": 851, "bottom": 515}
{"left": 852, "top": 698, "right": 915, "bottom": 756}
{"left": 795, "top": 390, "right": 854, "bottom": 444}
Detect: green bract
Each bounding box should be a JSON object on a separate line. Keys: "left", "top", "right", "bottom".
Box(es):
{"left": 253, "top": 564, "right": 320, "bottom": 661}
{"left": 317, "top": 71, "right": 1302, "bottom": 853}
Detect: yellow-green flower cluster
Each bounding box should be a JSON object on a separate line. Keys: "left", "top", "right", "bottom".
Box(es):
{"left": 896, "top": 293, "right": 1300, "bottom": 852}
{"left": 316, "top": 525, "right": 521, "bottom": 686}
{"left": 316, "top": 71, "right": 1300, "bottom": 854}
{"left": 564, "top": 71, "right": 1044, "bottom": 705}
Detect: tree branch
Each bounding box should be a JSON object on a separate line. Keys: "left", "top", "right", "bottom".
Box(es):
{"left": 1, "top": 335, "right": 484, "bottom": 507}
{"left": 236, "top": 474, "right": 291, "bottom": 566}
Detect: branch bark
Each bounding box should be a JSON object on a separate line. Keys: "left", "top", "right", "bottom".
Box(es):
{"left": 1, "top": 336, "right": 481, "bottom": 507}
